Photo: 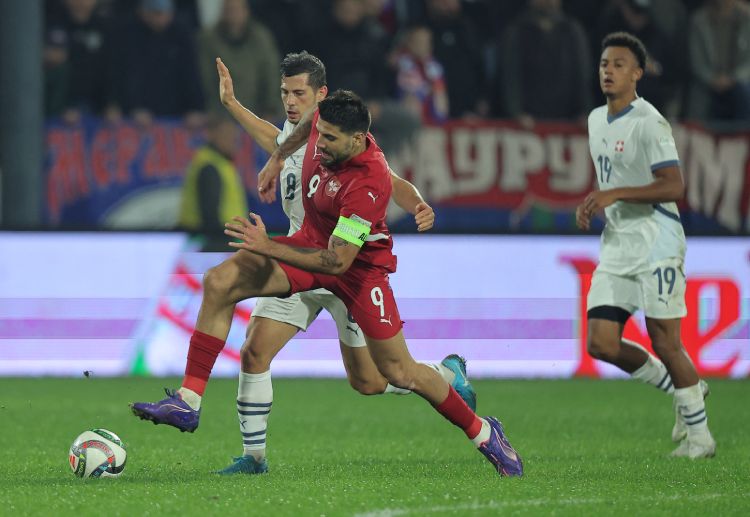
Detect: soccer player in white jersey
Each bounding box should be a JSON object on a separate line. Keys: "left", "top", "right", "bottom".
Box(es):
{"left": 207, "top": 52, "right": 475, "bottom": 474}
{"left": 576, "top": 32, "right": 715, "bottom": 459}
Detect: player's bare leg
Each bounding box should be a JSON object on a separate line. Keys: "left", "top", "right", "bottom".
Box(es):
{"left": 587, "top": 314, "right": 711, "bottom": 452}
{"left": 646, "top": 318, "right": 715, "bottom": 458}
{"left": 645, "top": 318, "right": 697, "bottom": 387}
{"left": 365, "top": 330, "right": 522, "bottom": 476}
{"left": 197, "top": 251, "right": 292, "bottom": 338}
{"left": 339, "top": 337, "right": 472, "bottom": 403}
{"left": 587, "top": 315, "right": 683, "bottom": 395}
{"left": 130, "top": 251, "right": 291, "bottom": 432}
{"left": 240, "top": 317, "right": 298, "bottom": 374}
{"left": 586, "top": 318, "right": 650, "bottom": 373}
{"left": 339, "top": 342, "right": 388, "bottom": 395}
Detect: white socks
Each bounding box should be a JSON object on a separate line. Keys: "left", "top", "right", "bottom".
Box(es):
{"left": 628, "top": 341, "right": 674, "bottom": 394}
{"left": 383, "top": 362, "right": 455, "bottom": 395}
{"left": 384, "top": 384, "right": 412, "bottom": 395}
{"left": 471, "top": 419, "right": 492, "bottom": 447}
{"left": 177, "top": 387, "right": 202, "bottom": 410}
{"left": 674, "top": 383, "right": 709, "bottom": 434}
{"left": 237, "top": 370, "right": 273, "bottom": 460}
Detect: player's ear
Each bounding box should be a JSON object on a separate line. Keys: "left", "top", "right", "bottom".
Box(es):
{"left": 633, "top": 66, "right": 643, "bottom": 82}
{"left": 352, "top": 131, "right": 365, "bottom": 147}
{"left": 316, "top": 85, "right": 328, "bottom": 102}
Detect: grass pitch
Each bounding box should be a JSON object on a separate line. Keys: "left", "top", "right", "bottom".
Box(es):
{"left": 0, "top": 377, "right": 748, "bottom": 516}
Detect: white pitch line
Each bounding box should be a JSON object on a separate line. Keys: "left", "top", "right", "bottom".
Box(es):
{"left": 355, "top": 492, "right": 744, "bottom": 517}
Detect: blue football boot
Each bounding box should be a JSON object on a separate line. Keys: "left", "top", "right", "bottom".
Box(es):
{"left": 478, "top": 417, "right": 524, "bottom": 477}
{"left": 441, "top": 354, "right": 477, "bottom": 411}
{"left": 130, "top": 388, "right": 200, "bottom": 433}
{"left": 216, "top": 456, "right": 269, "bottom": 475}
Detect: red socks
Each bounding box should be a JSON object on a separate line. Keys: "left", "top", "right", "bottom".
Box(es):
{"left": 435, "top": 386, "right": 483, "bottom": 439}
{"left": 182, "top": 330, "right": 226, "bottom": 395}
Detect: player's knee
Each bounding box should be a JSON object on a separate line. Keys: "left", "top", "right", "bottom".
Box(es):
{"left": 240, "top": 341, "right": 273, "bottom": 372}
{"left": 202, "top": 265, "right": 232, "bottom": 299}
{"left": 587, "top": 334, "right": 619, "bottom": 362}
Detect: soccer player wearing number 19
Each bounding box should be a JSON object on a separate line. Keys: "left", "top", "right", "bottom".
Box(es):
{"left": 577, "top": 32, "right": 715, "bottom": 459}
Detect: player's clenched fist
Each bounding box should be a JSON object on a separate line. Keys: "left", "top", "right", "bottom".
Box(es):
{"left": 257, "top": 156, "right": 284, "bottom": 203}
{"left": 225, "top": 213, "right": 271, "bottom": 254}
{"left": 583, "top": 190, "right": 617, "bottom": 214}
{"left": 414, "top": 202, "right": 435, "bottom": 232}
{"left": 575, "top": 204, "right": 591, "bottom": 231}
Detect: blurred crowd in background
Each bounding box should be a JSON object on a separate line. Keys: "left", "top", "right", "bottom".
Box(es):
{"left": 44, "top": 0, "right": 750, "bottom": 129}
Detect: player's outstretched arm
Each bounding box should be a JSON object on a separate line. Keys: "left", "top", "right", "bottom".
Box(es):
{"left": 390, "top": 169, "right": 435, "bottom": 232}
{"left": 217, "top": 57, "right": 280, "bottom": 154}
{"left": 224, "top": 214, "right": 359, "bottom": 275}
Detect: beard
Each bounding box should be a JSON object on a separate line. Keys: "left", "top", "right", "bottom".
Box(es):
{"left": 319, "top": 144, "right": 352, "bottom": 166}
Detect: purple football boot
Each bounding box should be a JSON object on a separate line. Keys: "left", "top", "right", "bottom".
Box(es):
{"left": 478, "top": 417, "right": 523, "bottom": 477}
{"left": 130, "top": 388, "right": 200, "bottom": 433}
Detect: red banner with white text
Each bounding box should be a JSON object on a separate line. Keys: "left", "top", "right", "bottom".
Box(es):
{"left": 44, "top": 119, "right": 750, "bottom": 233}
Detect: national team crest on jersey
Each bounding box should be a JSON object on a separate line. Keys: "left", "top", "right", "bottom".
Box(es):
{"left": 326, "top": 177, "right": 341, "bottom": 197}
{"left": 615, "top": 140, "right": 625, "bottom": 152}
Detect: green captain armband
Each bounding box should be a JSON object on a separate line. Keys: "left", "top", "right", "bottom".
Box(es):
{"left": 332, "top": 215, "right": 371, "bottom": 247}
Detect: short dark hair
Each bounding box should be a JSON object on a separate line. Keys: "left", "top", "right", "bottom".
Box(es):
{"left": 280, "top": 51, "right": 327, "bottom": 90}
{"left": 318, "top": 90, "right": 371, "bottom": 135}
{"left": 601, "top": 32, "right": 647, "bottom": 69}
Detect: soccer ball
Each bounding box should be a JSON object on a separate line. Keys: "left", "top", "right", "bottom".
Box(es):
{"left": 68, "top": 429, "right": 127, "bottom": 478}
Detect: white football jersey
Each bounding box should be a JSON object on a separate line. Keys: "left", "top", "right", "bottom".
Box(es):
{"left": 277, "top": 120, "right": 307, "bottom": 235}
{"left": 587, "top": 97, "right": 686, "bottom": 275}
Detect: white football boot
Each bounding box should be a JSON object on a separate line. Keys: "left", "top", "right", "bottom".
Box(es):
{"left": 671, "top": 429, "right": 716, "bottom": 459}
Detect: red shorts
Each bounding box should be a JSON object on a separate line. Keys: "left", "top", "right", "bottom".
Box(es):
{"left": 273, "top": 234, "right": 402, "bottom": 340}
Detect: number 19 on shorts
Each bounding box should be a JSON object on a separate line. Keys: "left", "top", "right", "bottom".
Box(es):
{"left": 652, "top": 266, "right": 676, "bottom": 295}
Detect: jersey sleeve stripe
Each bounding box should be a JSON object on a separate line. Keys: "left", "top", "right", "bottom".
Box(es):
{"left": 653, "top": 204, "right": 682, "bottom": 223}
{"left": 365, "top": 232, "right": 389, "bottom": 242}
{"left": 650, "top": 159, "right": 680, "bottom": 172}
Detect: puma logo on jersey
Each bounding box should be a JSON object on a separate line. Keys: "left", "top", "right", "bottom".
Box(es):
{"left": 658, "top": 297, "right": 670, "bottom": 306}
{"left": 368, "top": 192, "right": 378, "bottom": 203}
{"left": 346, "top": 325, "right": 359, "bottom": 335}
{"left": 379, "top": 315, "right": 392, "bottom": 326}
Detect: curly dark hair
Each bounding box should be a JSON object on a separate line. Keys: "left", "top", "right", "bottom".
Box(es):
{"left": 601, "top": 32, "right": 647, "bottom": 69}
{"left": 317, "top": 90, "right": 371, "bottom": 135}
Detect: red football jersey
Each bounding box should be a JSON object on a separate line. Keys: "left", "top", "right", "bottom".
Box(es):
{"left": 298, "top": 110, "right": 396, "bottom": 272}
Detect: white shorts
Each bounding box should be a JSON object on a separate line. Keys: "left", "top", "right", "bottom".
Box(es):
{"left": 587, "top": 258, "right": 687, "bottom": 320}
{"left": 251, "top": 289, "right": 366, "bottom": 347}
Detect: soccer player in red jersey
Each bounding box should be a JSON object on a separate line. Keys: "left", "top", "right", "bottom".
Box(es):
{"left": 134, "top": 90, "right": 522, "bottom": 476}
{"left": 243, "top": 90, "right": 521, "bottom": 476}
